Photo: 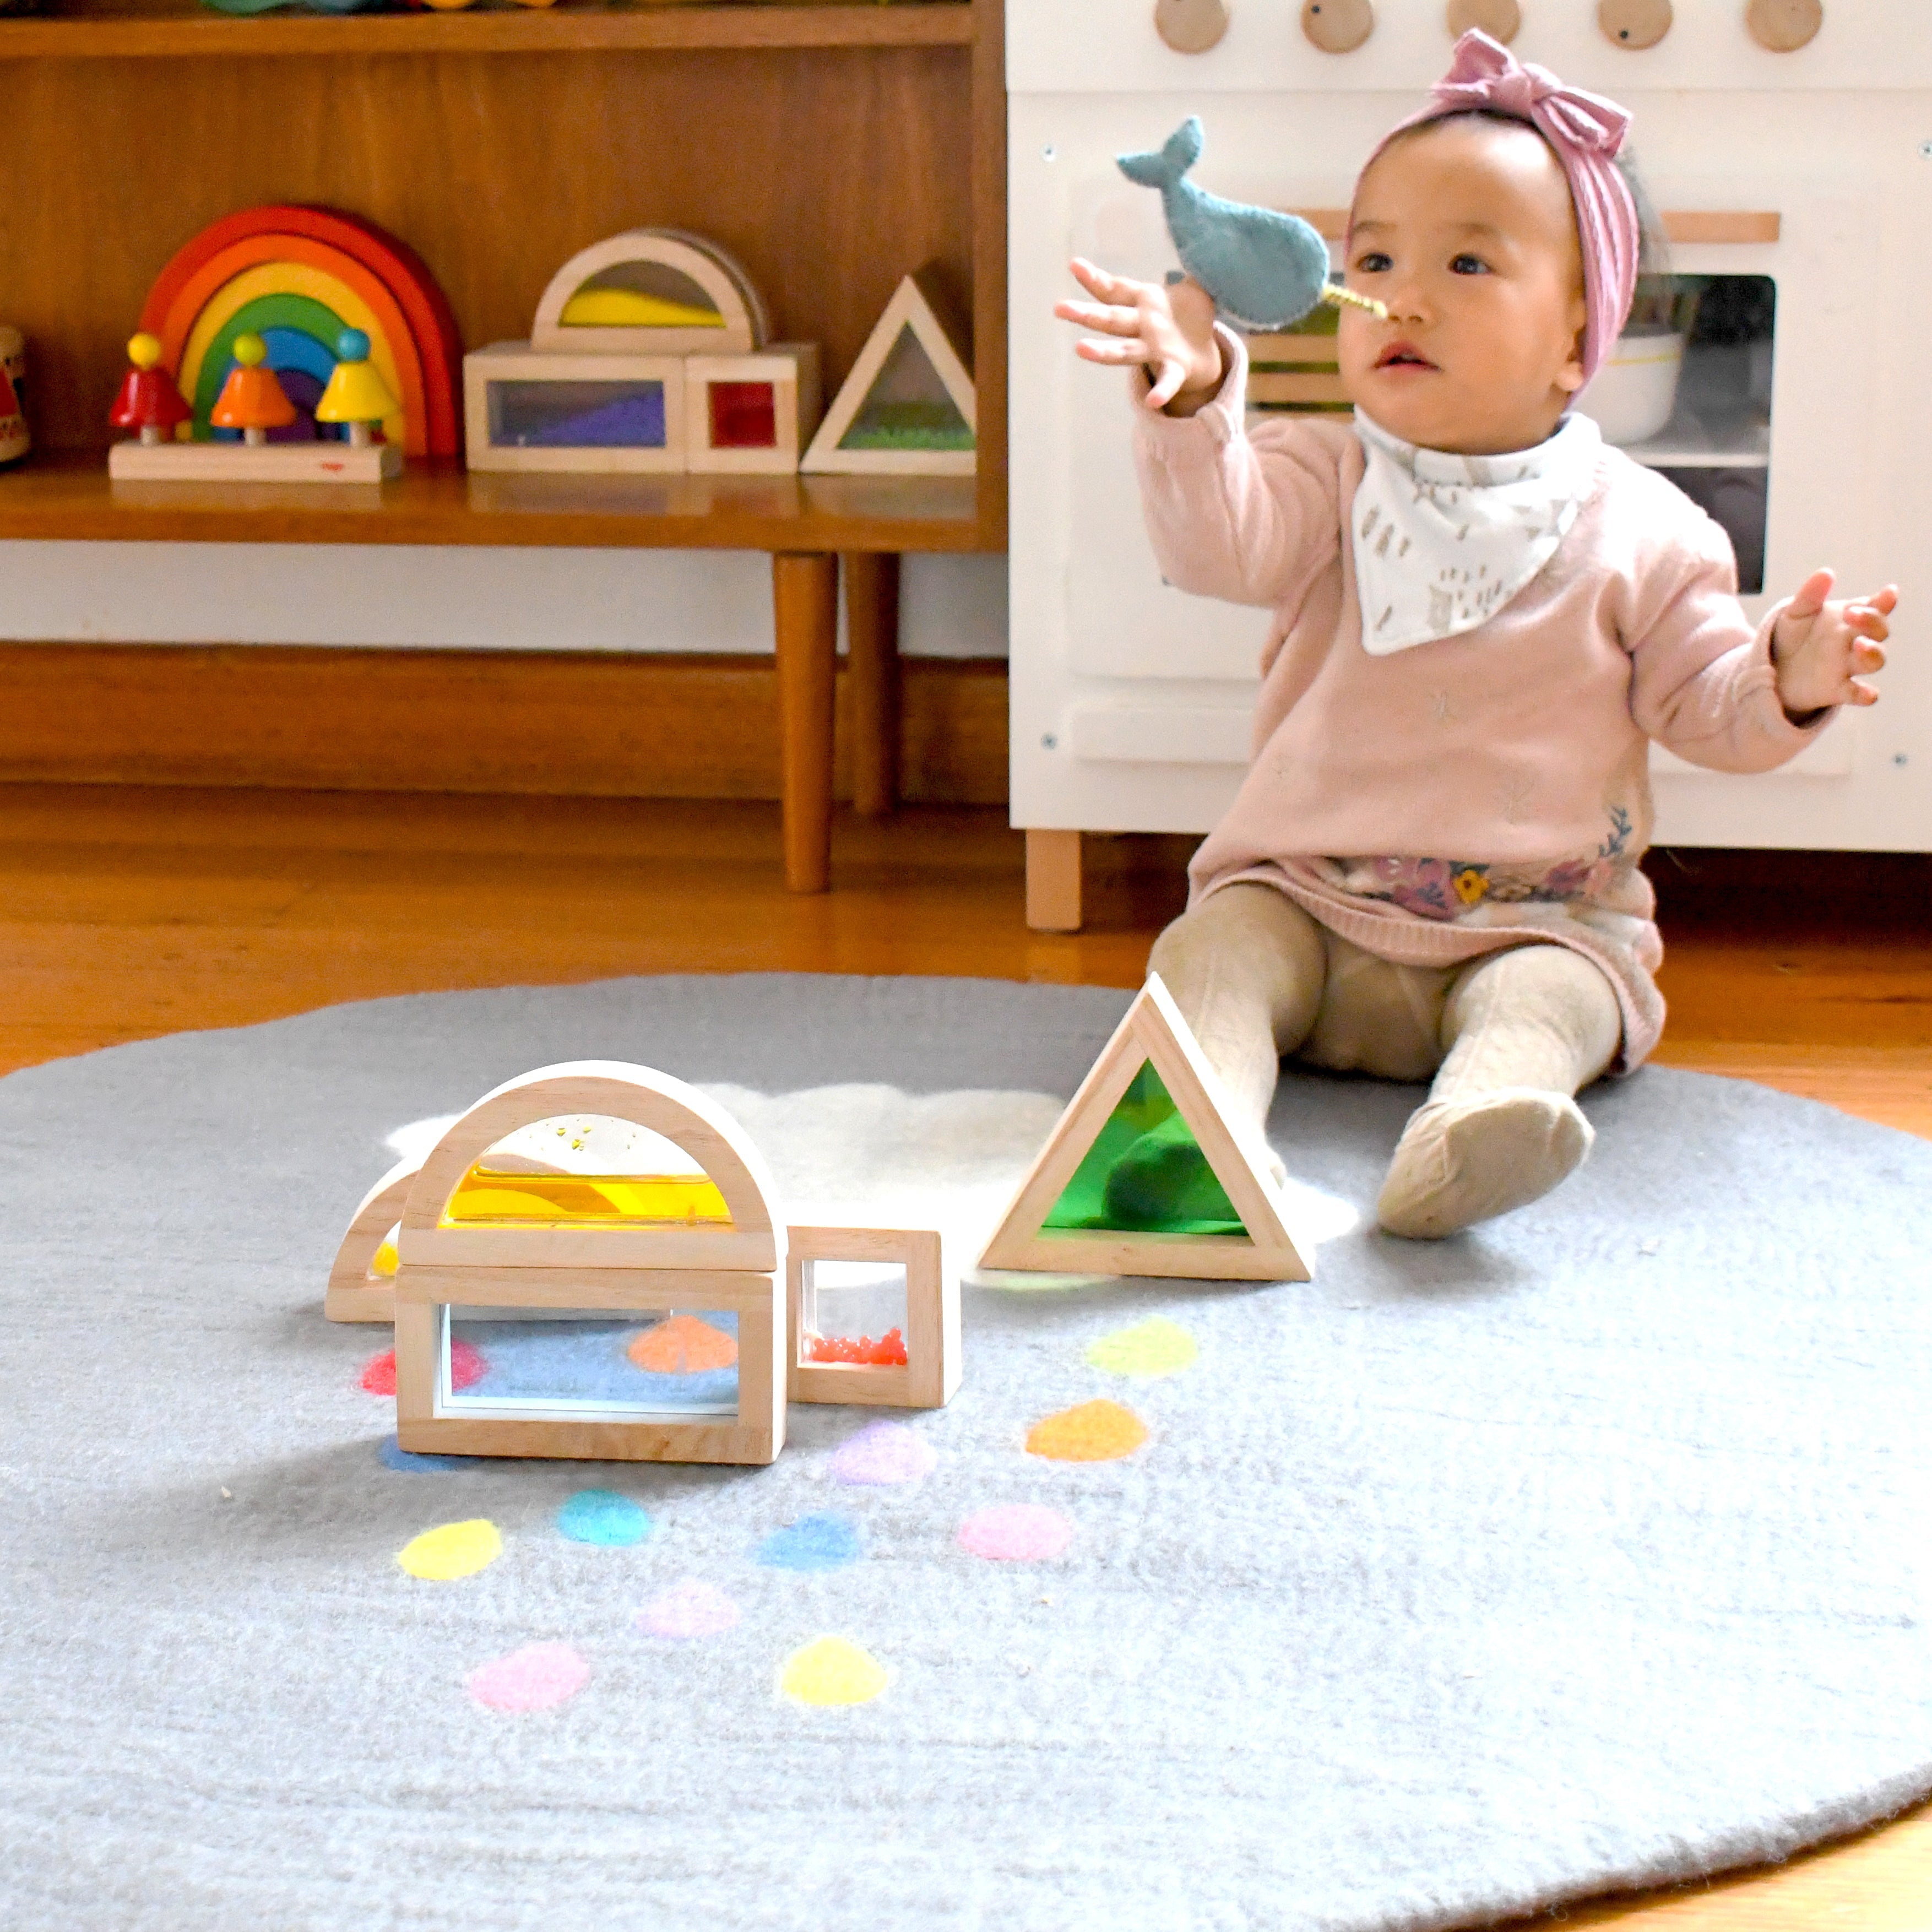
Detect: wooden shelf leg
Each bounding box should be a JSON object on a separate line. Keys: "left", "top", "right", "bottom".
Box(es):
{"left": 773, "top": 551, "right": 839, "bottom": 894}
{"left": 843, "top": 550, "right": 902, "bottom": 818}
{"left": 1026, "top": 828, "right": 1083, "bottom": 932}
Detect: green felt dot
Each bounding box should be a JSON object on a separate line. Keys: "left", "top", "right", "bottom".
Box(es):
{"left": 1083, "top": 1316, "right": 1199, "bottom": 1379}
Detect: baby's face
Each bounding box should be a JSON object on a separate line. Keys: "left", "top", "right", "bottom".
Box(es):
{"left": 1337, "top": 118, "right": 1589, "bottom": 454}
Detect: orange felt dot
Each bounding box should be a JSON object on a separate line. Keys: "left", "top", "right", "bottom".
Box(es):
{"left": 626, "top": 1313, "right": 738, "bottom": 1374}
{"left": 1024, "top": 1399, "right": 1149, "bottom": 1463}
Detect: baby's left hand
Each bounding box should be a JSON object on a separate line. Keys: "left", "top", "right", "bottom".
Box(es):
{"left": 1772, "top": 567, "right": 1895, "bottom": 717}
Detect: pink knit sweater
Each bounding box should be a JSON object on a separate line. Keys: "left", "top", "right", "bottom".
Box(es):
{"left": 1132, "top": 330, "right": 1831, "bottom": 1067}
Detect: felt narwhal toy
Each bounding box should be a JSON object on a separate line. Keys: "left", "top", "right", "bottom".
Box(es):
{"left": 1116, "top": 117, "right": 1389, "bottom": 330}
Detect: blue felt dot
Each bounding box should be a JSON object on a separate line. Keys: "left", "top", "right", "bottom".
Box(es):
{"left": 377, "top": 1435, "right": 470, "bottom": 1474}
{"left": 757, "top": 1512, "right": 862, "bottom": 1572}
{"left": 557, "top": 1488, "right": 653, "bottom": 1547}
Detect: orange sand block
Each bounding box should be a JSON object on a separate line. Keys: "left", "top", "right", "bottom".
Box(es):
{"left": 626, "top": 1314, "right": 739, "bottom": 1374}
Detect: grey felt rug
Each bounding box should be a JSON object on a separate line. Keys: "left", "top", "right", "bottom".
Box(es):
{"left": 2, "top": 972, "right": 1929, "bottom": 1932}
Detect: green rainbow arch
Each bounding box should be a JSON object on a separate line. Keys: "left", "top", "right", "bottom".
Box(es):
{"left": 189, "top": 293, "right": 352, "bottom": 437}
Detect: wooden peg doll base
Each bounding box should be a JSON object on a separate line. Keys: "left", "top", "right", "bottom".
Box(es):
{"left": 110, "top": 439, "right": 402, "bottom": 483}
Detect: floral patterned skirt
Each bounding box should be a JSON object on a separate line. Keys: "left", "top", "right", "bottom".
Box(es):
{"left": 1196, "top": 836, "right": 1667, "bottom": 1074}
{"left": 1334, "top": 806, "right": 1637, "bottom": 922}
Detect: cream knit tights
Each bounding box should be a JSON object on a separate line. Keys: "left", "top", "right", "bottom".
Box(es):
{"left": 1146, "top": 882, "right": 1622, "bottom": 1238}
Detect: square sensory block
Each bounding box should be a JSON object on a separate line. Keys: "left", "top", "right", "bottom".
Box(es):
{"left": 709, "top": 381, "right": 778, "bottom": 449}
{"left": 685, "top": 345, "right": 821, "bottom": 475}
{"left": 786, "top": 1225, "right": 957, "bottom": 1409}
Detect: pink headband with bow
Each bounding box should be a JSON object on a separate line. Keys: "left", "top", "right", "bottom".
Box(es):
{"left": 1368, "top": 29, "right": 1640, "bottom": 384}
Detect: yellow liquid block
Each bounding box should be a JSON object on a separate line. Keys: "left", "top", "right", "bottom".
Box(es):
{"left": 559, "top": 290, "right": 725, "bottom": 329}
{"left": 444, "top": 1170, "right": 734, "bottom": 1229}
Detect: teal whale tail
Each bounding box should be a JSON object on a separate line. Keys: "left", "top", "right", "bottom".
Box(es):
{"left": 1116, "top": 116, "right": 1204, "bottom": 192}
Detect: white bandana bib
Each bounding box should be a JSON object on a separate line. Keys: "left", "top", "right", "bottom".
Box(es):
{"left": 1349, "top": 408, "right": 1602, "bottom": 655}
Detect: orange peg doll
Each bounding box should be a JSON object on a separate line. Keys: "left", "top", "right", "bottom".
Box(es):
{"left": 210, "top": 332, "right": 297, "bottom": 446}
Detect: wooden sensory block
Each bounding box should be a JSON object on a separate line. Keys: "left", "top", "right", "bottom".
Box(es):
{"left": 785, "top": 1224, "right": 957, "bottom": 1409}
{"left": 530, "top": 228, "right": 765, "bottom": 359}
{"left": 324, "top": 1154, "right": 420, "bottom": 1324}
{"left": 463, "top": 343, "right": 688, "bottom": 475}
{"left": 801, "top": 263, "right": 976, "bottom": 479}
{"left": 684, "top": 345, "right": 822, "bottom": 475}
{"left": 978, "top": 974, "right": 1312, "bottom": 1283}
{"left": 391, "top": 1060, "right": 787, "bottom": 1465}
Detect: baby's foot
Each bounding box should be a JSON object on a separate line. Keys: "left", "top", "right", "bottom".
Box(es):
{"left": 1376, "top": 1087, "right": 1593, "bottom": 1240}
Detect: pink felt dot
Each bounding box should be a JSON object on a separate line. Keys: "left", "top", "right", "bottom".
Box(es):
{"left": 828, "top": 1420, "right": 938, "bottom": 1486}
{"left": 360, "top": 1341, "right": 485, "bottom": 1397}
{"left": 466, "top": 1641, "right": 589, "bottom": 1713}
{"left": 957, "top": 1504, "right": 1074, "bottom": 1562}
{"left": 637, "top": 1578, "right": 741, "bottom": 1641}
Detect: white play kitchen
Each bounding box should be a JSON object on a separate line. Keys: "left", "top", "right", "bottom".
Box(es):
{"left": 1006, "top": 0, "right": 1931, "bottom": 926}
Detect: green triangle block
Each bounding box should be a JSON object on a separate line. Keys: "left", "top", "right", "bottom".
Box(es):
{"left": 838, "top": 325, "right": 974, "bottom": 452}
{"left": 1041, "top": 1061, "right": 1248, "bottom": 1238}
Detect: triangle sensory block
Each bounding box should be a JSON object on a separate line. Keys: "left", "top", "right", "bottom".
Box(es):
{"left": 835, "top": 325, "right": 974, "bottom": 454}
{"left": 1042, "top": 1061, "right": 1246, "bottom": 1238}
{"left": 802, "top": 263, "right": 975, "bottom": 478}
{"left": 979, "top": 974, "right": 1311, "bottom": 1283}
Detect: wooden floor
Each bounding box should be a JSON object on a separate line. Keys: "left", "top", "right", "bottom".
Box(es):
{"left": 5, "top": 783, "right": 1929, "bottom": 1925}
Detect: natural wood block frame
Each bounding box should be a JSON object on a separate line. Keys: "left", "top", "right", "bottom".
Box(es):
{"left": 530, "top": 227, "right": 766, "bottom": 358}
{"left": 802, "top": 263, "right": 976, "bottom": 478}
{"left": 324, "top": 1154, "right": 420, "bottom": 1323}
{"left": 393, "top": 1059, "right": 787, "bottom": 1463}
{"left": 685, "top": 345, "right": 822, "bottom": 475}
{"left": 786, "top": 1224, "right": 958, "bottom": 1408}
{"left": 463, "top": 342, "right": 688, "bottom": 475}
{"left": 979, "top": 973, "right": 1312, "bottom": 1283}
{"left": 394, "top": 1290, "right": 783, "bottom": 1465}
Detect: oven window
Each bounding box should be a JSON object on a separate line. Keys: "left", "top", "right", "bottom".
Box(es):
{"left": 1625, "top": 275, "right": 1775, "bottom": 595}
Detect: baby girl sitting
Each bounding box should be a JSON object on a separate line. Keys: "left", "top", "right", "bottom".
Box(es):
{"left": 1055, "top": 32, "right": 1895, "bottom": 1240}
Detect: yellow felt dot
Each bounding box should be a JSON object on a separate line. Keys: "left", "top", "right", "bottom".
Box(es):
{"left": 1083, "top": 1317, "right": 1197, "bottom": 1379}
{"left": 1025, "top": 1399, "right": 1149, "bottom": 1463}
{"left": 397, "top": 1518, "right": 502, "bottom": 1581}
{"left": 370, "top": 1240, "right": 398, "bottom": 1278}
{"left": 780, "top": 1636, "right": 887, "bottom": 1707}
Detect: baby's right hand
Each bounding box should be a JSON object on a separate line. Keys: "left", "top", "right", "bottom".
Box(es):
{"left": 1054, "top": 257, "right": 1224, "bottom": 414}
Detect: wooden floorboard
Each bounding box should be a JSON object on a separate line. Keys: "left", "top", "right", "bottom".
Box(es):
{"left": 2, "top": 784, "right": 1928, "bottom": 1922}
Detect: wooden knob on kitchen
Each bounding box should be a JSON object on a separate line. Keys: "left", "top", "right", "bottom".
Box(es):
{"left": 1301, "top": 0, "right": 1372, "bottom": 53}
{"left": 1446, "top": 0, "right": 1519, "bottom": 42}
{"left": 1155, "top": 0, "right": 1230, "bottom": 53}
{"left": 1746, "top": 0, "right": 1821, "bottom": 51}
{"left": 1597, "top": 0, "right": 1671, "bottom": 48}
